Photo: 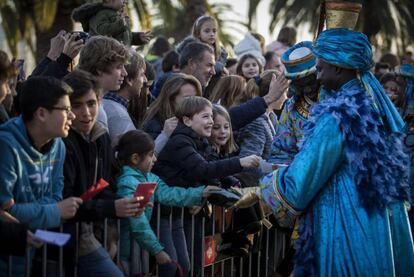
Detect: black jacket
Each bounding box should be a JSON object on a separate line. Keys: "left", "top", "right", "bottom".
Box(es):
{"left": 142, "top": 115, "right": 163, "bottom": 140}
{"left": 42, "top": 124, "right": 118, "bottom": 274}
{"left": 30, "top": 54, "right": 72, "bottom": 80}
{"left": 153, "top": 122, "right": 243, "bottom": 188}
{"left": 206, "top": 150, "right": 242, "bottom": 188}
{"left": 228, "top": 96, "right": 268, "bottom": 130}
{"left": 0, "top": 221, "right": 27, "bottom": 256}
{"left": 63, "top": 124, "right": 117, "bottom": 221}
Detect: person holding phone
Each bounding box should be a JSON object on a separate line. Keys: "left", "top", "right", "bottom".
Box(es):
{"left": 115, "top": 129, "right": 218, "bottom": 276}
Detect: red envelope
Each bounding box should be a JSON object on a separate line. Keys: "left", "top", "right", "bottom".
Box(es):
{"left": 80, "top": 179, "right": 109, "bottom": 201}
{"left": 134, "top": 182, "right": 157, "bottom": 207}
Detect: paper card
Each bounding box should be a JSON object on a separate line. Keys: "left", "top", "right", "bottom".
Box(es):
{"left": 33, "top": 230, "right": 71, "bottom": 247}
{"left": 80, "top": 179, "right": 109, "bottom": 201}
{"left": 134, "top": 182, "right": 157, "bottom": 207}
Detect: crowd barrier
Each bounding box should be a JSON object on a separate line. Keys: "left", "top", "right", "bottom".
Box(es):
{"left": 5, "top": 204, "right": 288, "bottom": 277}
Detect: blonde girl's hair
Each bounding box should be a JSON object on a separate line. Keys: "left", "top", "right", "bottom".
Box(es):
{"left": 192, "top": 15, "right": 221, "bottom": 60}
{"left": 238, "top": 69, "right": 282, "bottom": 104}
{"left": 209, "top": 75, "right": 246, "bottom": 109}
{"left": 210, "top": 104, "right": 238, "bottom": 155}
{"left": 142, "top": 73, "right": 202, "bottom": 125}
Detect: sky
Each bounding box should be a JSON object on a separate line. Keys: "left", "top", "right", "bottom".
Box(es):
{"left": 209, "top": 0, "right": 313, "bottom": 45}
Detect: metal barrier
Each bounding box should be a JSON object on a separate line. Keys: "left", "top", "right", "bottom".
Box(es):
{"left": 5, "top": 204, "right": 288, "bottom": 277}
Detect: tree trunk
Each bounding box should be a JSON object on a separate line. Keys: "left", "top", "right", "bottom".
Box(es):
{"left": 34, "top": 0, "right": 85, "bottom": 63}
{"left": 174, "top": 0, "right": 207, "bottom": 41}
{"left": 361, "top": 0, "right": 381, "bottom": 43}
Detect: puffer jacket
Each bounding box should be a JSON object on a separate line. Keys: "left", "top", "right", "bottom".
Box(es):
{"left": 116, "top": 165, "right": 204, "bottom": 258}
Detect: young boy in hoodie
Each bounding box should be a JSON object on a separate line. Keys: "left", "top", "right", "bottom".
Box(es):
{"left": 0, "top": 76, "right": 82, "bottom": 275}
{"left": 72, "top": 0, "right": 151, "bottom": 46}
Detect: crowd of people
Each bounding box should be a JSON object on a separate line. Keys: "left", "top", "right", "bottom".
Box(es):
{"left": 0, "top": 0, "right": 413, "bottom": 276}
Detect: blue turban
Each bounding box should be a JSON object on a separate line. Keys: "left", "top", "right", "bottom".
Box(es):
{"left": 313, "top": 28, "right": 404, "bottom": 132}
{"left": 282, "top": 41, "right": 316, "bottom": 80}
{"left": 399, "top": 64, "right": 414, "bottom": 120}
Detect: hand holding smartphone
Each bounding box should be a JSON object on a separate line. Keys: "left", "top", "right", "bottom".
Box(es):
{"left": 134, "top": 182, "right": 157, "bottom": 207}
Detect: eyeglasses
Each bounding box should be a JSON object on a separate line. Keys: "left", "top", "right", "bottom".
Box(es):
{"left": 49, "top": 106, "right": 72, "bottom": 115}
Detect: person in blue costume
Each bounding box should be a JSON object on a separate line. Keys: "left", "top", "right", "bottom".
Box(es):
{"left": 397, "top": 63, "right": 414, "bottom": 233}
{"left": 234, "top": 28, "right": 414, "bottom": 276}
{"left": 268, "top": 41, "right": 320, "bottom": 165}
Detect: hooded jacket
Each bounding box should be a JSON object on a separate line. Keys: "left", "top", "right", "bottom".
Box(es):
{"left": 116, "top": 165, "right": 204, "bottom": 258}
{"left": 72, "top": 2, "right": 143, "bottom": 46}
{"left": 0, "top": 117, "right": 64, "bottom": 229}
{"left": 153, "top": 122, "right": 243, "bottom": 188}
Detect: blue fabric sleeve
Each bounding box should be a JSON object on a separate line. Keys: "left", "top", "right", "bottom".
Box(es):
{"left": 0, "top": 141, "right": 61, "bottom": 229}
{"left": 276, "top": 115, "right": 344, "bottom": 210}
{"left": 0, "top": 141, "right": 18, "bottom": 206}
{"left": 117, "top": 180, "right": 163, "bottom": 256}
{"left": 154, "top": 176, "right": 204, "bottom": 206}
{"left": 10, "top": 203, "right": 61, "bottom": 229}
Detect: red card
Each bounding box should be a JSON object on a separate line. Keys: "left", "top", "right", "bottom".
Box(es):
{"left": 134, "top": 182, "right": 157, "bottom": 207}
{"left": 204, "top": 236, "right": 216, "bottom": 266}
{"left": 80, "top": 179, "right": 109, "bottom": 201}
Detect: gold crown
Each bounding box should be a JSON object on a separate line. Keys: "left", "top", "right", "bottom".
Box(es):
{"left": 325, "top": 1, "right": 362, "bottom": 30}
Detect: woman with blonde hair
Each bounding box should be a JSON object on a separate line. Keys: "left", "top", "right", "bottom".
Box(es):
{"left": 209, "top": 75, "right": 246, "bottom": 108}
{"left": 142, "top": 73, "right": 202, "bottom": 155}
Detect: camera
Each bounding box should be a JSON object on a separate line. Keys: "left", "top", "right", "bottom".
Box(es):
{"left": 71, "top": 31, "right": 90, "bottom": 43}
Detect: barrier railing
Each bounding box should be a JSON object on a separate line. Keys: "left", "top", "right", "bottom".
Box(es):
{"left": 4, "top": 204, "right": 288, "bottom": 277}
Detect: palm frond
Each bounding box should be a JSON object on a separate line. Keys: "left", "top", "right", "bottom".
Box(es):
{"left": 247, "top": 0, "right": 261, "bottom": 29}
{"left": 133, "top": 0, "right": 152, "bottom": 30}
{"left": 0, "top": 4, "right": 21, "bottom": 56}
{"left": 34, "top": 0, "right": 58, "bottom": 31}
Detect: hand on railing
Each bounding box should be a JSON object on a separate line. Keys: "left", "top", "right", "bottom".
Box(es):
{"left": 202, "top": 185, "right": 221, "bottom": 197}
{"left": 115, "top": 196, "right": 145, "bottom": 217}
{"left": 155, "top": 250, "right": 172, "bottom": 264}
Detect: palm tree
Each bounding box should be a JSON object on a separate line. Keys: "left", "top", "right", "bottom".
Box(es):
{"left": 149, "top": 0, "right": 244, "bottom": 47}
{"left": 0, "top": 0, "right": 242, "bottom": 61}
{"left": 247, "top": 0, "right": 414, "bottom": 54}
{"left": 0, "top": 0, "right": 84, "bottom": 61}
{"left": 0, "top": 0, "right": 154, "bottom": 61}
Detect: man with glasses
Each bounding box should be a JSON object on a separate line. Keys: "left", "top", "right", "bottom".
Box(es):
{"left": 0, "top": 76, "right": 82, "bottom": 275}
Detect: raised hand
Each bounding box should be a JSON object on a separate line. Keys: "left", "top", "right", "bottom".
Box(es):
{"left": 263, "top": 73, "right": 289, "bottom": 106}
{"left": 163, "top": 117, "right": 178, "bottom": 137}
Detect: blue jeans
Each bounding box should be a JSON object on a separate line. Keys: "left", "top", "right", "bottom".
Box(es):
{"left": 77, "top": 247, "right": 123, "bottom": 277}
{"left": 158, "top": 217, "right": 190, "bottom": 277}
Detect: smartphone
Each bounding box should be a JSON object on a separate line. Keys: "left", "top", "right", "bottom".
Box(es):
{"left": 70, "top": 31, "right": 90, "bottom": 43}
{"left": 15, "top": 59, "right": 25, "bottom": 82}
{"left": 134, "top": 182, "right": 157, "bottom": 207}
